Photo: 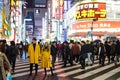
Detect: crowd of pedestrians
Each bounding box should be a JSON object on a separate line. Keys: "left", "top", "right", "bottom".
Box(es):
{"left": 0, "top": 38, "right": 120, "bottom": 79}
{"left": 0, "top": 39, "right": 28, "bottom": 80}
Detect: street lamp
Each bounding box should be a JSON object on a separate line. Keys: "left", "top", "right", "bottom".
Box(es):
{"left": 91, "top": 18, "right": 98, "bottom": 41}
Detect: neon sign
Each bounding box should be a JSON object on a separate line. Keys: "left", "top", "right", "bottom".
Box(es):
{"left": 72, "top": 21, "right": 120, "bottom": 30}
{"left": 74, "top": 2, "right": 106, "bottom": 20}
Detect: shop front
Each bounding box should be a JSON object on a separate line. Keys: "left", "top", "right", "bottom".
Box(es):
{"left": 66, "top": 1, "right": 120, "bottom": 41}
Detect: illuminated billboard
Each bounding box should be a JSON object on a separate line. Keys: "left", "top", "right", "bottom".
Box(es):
{"left": 26, "top": 25, "right": 33, "bottom": 35}
{"left": 72, "top": 21, "right": 120, "bottom": 30}
{"left": 74, "top": 2, "right": 106, "bottom": 20}
{"left": 52, "top": 0, "right": 64, "bottom": 20}
{"left": 0, "top": 1, "right": 3, "bottom": 31}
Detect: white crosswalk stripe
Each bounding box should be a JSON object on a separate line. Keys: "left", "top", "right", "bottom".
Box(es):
{"left": 13, "top": 59, "right": 120, "bottom": 80}
{"left": 117, "top": 78, "right": 120, "bottom": 80}
{"left": 74, "top": 63, "right": 116, "bottom": 79}
{"left": 92, "top": 67, "right": 120, "bottom": 80}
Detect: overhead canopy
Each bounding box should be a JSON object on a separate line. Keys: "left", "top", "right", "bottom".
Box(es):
{"left": 69, "top": 33, "right": 86, "bottom": 37}
{"left": 69, "top": 32, "right": 120, "bottom": 37}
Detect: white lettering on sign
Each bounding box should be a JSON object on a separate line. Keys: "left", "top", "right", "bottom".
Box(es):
{"left": 93, "top": 24, "right": 99, "bottom": 28}
{"left": 84, "top": 4, "right": 89, "bottom": 9}
{"left": 94, "top": 4, "right": 98, "bottom": 8}
{"left": 81, "top": 5, "right": 84, "bottom": 10}
{"left": 99, "top": 23, "right": 111, "bottom": 28}
{"left": 89, "top": 4, "right": 94, "bottom": 8}
{"left": 100, "top": 23, "right": 103, "bottom": 27}
{"left": 107, "top": 23, "right": 111, "bottom": 27}
{"left": 87, "top": 23, "right": 92, "bottom": 28}
{"left": 77, "top": 3, "right": 98, "bottom": 10}
{"left": 104, "top": 23, "right": 107, "bottom": 27}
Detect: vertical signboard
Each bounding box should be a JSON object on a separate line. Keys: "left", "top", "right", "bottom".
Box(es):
{"left": 0, "top": 1, "right": 3, "bottom": 31}
{"left": 52, "top": 0, "right": 64, "bottom": 21}
{"left": 26, "top": 12, "right": 34, "bottom": 37}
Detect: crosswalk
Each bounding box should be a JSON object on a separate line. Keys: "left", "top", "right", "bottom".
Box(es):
{"left": 12, "top": 59, "right": 120, "bottom": 80}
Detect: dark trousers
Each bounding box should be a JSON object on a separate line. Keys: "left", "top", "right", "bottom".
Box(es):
{"left": 10, "top": 57, "right": 16, "bottom": 71}
{"left": 73, "top": 54, "right": 79, "bottom": 63}
{"left": 30, "top": 63, "right": 38, "bottom": 74}
{"left": 80, "top": 57, "right": 85, "bottom": 69}
{"left": 0, "top": 67, "right": 3, "bottom": 80}
{"left": 99, "top": 55, "right": 105, "bottom": 66}
{"left": 20, "top": 50, "right": 23, "bottom": 58}
{"left": 52, "top": 55, "right": 56, "bottom": 68}
{"left": 12, "top": 60, "right": 16, "bottom": 70}
{"left": 64, "top": 54, "right": 73, "bottom": 67}
{"left": 57, "top": 50, "right": 62, "bottom": 60}
{"left": 62, "top": 52, "right": 64, "bottom": 61}
{"left": 44, "top": 67, "right": 53, "bottom": 75}
{"left": 107, "top": 54, "right": 111, "bottom": 63}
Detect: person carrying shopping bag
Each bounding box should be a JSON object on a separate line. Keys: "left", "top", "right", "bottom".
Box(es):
{"left": 0, "top": 40, "right": 11, "bottom": 80}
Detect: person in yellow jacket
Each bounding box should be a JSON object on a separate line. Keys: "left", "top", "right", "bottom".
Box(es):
{"left": 40, "top": 42, "right": 53, "bottom": 76}
{"left": 28, "top": 38, "right": 41, "bottom": 76}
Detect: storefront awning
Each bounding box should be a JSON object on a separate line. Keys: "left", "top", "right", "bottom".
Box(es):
{"left": 69, "top": 32, "right": 86, "bottom": 37}
{"left": 69, "top": 32, "right": 120, "bottom": 37}
{"left": 68, "top": 32, "right": 119, "bottom": 37}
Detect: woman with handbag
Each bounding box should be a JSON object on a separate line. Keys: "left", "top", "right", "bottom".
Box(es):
{"left": 0, "top": 40, "right": 11, "bottom": 80}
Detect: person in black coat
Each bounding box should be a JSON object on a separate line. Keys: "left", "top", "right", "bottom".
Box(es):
{"left": 115, "top": 40, "right": 120, "bottom": 62}
{"left": 104, "top": 41, "right": 111, "bottom": 64}
{"left": 98, "top": 43, "right": 106, "bottom": 66}
{"left": 2, "top": 40, "right": 10, "bottom": 57}
{"left": 62, "top": 41, "right": 72, "bottom": 67}
{"left": 85, "top": 41, "right": 94, "bottom": 65}
{"left": 19, "top": 41, "right": 23, "bottom": 58}
{"left": 51, "top": 41, "right": 58, "bottom": 69}
{"left": 79, "top": 41, "right": 87, "bottom": 69}
{"left": 9, "top": 41, "right": 19, "bottom": 73}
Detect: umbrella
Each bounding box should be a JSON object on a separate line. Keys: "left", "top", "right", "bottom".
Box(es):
{"left": 93, "top": 39, "right": 101, "bottom": 43}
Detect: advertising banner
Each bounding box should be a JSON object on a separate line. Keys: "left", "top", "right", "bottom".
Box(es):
{"left": 74, "top": 2, "right": 106, "bottom": 20}
{"left": 26, "top": 25, "right": 33, "bottom": 35}
{"left": 72, "top": 21, "right": 120, "bottom": 30}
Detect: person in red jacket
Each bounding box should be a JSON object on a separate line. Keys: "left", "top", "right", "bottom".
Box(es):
{"left": 71, "top": 41, "right": 80, "bottom": 63}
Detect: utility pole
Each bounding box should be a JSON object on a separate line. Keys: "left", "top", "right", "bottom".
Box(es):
{"left": 91, "top": 18, "right": 98, "bottom": 41}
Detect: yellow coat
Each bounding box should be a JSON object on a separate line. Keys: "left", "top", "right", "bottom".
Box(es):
{"left": 28, "top": 44, "right": 40, "bottom": 64}
{"left": 40, "top": 47, "right": 52, "bottom": 68}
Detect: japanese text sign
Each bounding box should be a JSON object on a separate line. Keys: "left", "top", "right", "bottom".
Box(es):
{"left": 74, "top": 2, "right": 106, "bottom": 20}
{"left": 72, "top": 21, "right": 120, "bottom": 30}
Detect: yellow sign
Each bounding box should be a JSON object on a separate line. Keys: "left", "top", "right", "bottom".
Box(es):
{"left": 74, "top": 2, "right": 106, "bottom": 20}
